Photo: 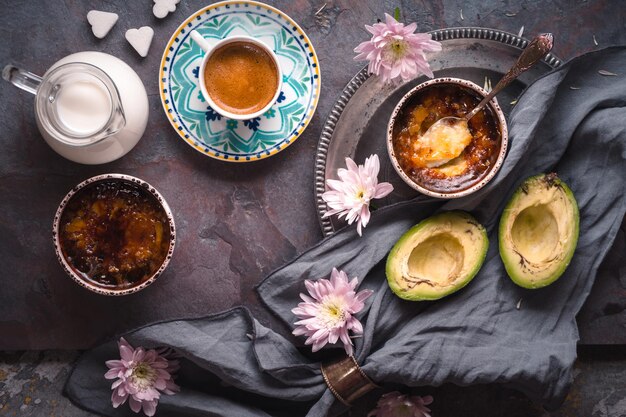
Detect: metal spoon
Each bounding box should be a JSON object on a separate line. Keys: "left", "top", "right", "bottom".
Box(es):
{"left": 420, "top": 33, "right": 554, "bottom": 168}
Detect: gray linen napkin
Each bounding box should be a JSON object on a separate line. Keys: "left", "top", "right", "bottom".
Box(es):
{"left": 66, "top": 47, "right": 626, "bottom": 417}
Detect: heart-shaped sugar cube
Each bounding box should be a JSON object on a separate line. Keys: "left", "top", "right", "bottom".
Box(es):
{"left": 87, "top": 10, "right": 119, "bottom": 39}
{"left": 125, "top": 26, "right": 155, "bottom": 58}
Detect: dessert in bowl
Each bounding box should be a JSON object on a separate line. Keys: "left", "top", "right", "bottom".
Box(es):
{"left": 387, "top": 78, "right": 508, "bottom": 198}
{"left": 52, "top": 174, "right": 175, "bottom": 295}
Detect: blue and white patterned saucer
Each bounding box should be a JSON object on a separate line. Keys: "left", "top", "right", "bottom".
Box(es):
{"left": 159, "top": 0, "right": 321, "bottom": 162}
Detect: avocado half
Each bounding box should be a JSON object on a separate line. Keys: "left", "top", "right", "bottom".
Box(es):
{"left": 386, "top": 211, "right": 489, "bottom": 301}
{"left": 499, "top": 173, "right": 579, "bottom": 289}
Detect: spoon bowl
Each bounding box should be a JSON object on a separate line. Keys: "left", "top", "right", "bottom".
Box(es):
{"left": 413, "top": 116, "right": 473, "bottom": 168}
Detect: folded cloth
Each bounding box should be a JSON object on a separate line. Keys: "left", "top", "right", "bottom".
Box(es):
{"left": 66, "top": 47, "right": 626, "bottom": 417}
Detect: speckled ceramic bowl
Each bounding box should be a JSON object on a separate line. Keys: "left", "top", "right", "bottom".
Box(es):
{"left": 52, "top": 174, "right": 176, "bottom": 296}
{"left": 387, "top": 77, "right": 508, "bottom": 199}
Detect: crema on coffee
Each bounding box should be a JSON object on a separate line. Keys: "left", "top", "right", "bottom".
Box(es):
{"left": 204, "top": 41, "right": 279, "bottom": 115}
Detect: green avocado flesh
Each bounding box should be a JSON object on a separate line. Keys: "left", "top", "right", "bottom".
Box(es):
{"left": 386, "top": 211, "right": 489, "bottom": 301}
{"left": 499, "top": 173, "right": 579, "bottom": 289}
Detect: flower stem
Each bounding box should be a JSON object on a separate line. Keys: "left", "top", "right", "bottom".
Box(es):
{"left": 394, "top": 7, "right": 401, "bottom": 21}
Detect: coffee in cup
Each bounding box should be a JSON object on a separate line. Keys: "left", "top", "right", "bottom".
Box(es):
{"left": 190, "top": 33, "right": 283, "bottom": 120}
{"left": 205, "top": 41, "right": 279, "bottom": 116}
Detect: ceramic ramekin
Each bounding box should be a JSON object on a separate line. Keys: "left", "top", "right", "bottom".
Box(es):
{"left": 52, "top": 173, "right": 176, "bottom": 296}
{"left": 386, "top": 77, "right": 509, "bottom": 199}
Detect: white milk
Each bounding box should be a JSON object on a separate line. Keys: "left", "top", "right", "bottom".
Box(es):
{"left": 38, "top": 51, "right": 148, "bottom": 164}
{"left": 56, "top": 79, "right": 112, "bottom": 135}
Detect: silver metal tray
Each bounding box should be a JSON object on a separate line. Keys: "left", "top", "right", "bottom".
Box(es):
{"left": 314, "top": 27, "right": 562, "bottom": 236}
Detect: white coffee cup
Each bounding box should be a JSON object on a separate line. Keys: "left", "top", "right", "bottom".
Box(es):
{"left": 190, "top": 31, "right": 283, "bottom": 120}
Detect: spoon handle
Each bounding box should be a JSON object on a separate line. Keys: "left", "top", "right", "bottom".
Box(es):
{"left": 465, "top": 33, "right": 554, "bottom": 121}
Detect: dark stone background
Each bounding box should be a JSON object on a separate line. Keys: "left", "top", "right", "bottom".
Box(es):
{"left": 0, "top": 0, "right": 625, "bottom": 416}
{"left": 1, "top": 0, "right": 624, "bottom": 351}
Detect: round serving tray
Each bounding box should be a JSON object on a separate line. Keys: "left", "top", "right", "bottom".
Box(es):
{"left": 314, "top": 27, "right": 562, "bottom": 236}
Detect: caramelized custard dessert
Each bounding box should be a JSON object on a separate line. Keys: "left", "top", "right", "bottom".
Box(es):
{"left": 59, "top": 180, "right": 171, "bottom": 289}
{"left": 392, "top": 84, "right": 502, "bottom": 193}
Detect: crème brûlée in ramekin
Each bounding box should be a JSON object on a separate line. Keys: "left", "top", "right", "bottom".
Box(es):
{"left": 388, "top": 78, "right": 508, "bottom": 198}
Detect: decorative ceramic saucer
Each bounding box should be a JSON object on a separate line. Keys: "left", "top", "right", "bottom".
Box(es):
{"left": 159, "top": 0, "right": 321, "bottom": 162}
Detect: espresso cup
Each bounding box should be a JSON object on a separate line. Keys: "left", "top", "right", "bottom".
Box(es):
{"left": 190, "top": 32, "right": 283, "bottom": 120}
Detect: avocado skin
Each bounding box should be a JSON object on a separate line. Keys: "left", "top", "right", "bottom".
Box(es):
{"left": 386, "top": 211, "right": 489, "bottom": 301}
{"left": 498, "top": 173, "right": 580, "bottom": 289}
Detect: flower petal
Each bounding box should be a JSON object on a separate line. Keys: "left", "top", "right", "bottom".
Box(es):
{"left": 119, "top": 344, "right": 134, "bottom": 363}
{"left": 374, "top": 182, "right": 394, "bottom": 199}
{"left": 142, "top": 400, "right": 158, "bottom": 417}
{"left": 128, "top": 396, "right": 142, "bottom": 413}
{"left": 104, "top": 368, "right": 122, "bottom": 379}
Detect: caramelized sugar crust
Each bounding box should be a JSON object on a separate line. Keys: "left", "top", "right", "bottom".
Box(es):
{"left": 59, "top": 181, "right": 171, "bottom": 288}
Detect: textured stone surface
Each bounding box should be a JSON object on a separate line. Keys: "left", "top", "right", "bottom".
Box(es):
{"left": 1, "top": 347, "right": 626, "bottom": 416}
{"left": 0, "top": 0, "right": 623, "bottom": 352}
{"left": 0, "top": 0, "right": 625, "bottom": 415}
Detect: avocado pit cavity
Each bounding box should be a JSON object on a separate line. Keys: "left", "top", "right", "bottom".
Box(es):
{"left": 511, "top": 204, "right": 559, "bottom": 264}
{"left": 406, "top": 234, "right": 464, "bottom": 287}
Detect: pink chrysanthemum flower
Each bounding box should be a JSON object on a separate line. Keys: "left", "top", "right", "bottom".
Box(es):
{"left": 354, "top": 13, "right": 442, "bottom": 83}
{"left": 368, "top": 392, "right": 434, "bottom": 417}
{"left": 105, "top": 338, "right": 180, "bottom": 416}
{"left": 292, "top": 268, "right": 374, "bottom": 356}
{"left": 322, "top": 154, "right": 393, "bottom": 236}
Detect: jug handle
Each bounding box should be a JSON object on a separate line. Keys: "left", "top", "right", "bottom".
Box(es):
{"left": 3, "top": 65, "right": 42, "bottom": 95}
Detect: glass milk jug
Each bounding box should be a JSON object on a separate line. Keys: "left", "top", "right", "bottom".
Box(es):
{"left": 3, "top": 52, "right": 149, "bottom": 164}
